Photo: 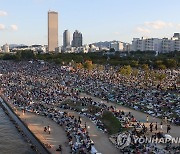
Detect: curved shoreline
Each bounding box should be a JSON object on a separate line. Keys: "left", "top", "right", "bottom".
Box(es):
{"left": 0, "top": 96, "right": 50, "bottom": 154}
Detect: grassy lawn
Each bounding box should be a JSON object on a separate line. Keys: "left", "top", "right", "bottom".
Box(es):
{"left": 62, "top": 100, "right": 123, "bottom": 135}
{"left": 61, "top": 100, "right": 82, "bottom": 112}
{"left": 62, "top": 99, "right": 101, "bottom": 114}
{"left": 101, "top": 111, "right": 123, "bottom": 135}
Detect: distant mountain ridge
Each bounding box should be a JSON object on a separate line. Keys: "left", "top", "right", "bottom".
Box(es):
{"left": 9, "top": 44, "right": 27, "bottom": 49}
{"left": 92, "top": 41, "right": 118, "bottom": 48}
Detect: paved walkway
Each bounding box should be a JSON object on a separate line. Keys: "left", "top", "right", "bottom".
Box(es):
{"left": 17, "top": 110, "right": 71, "bottom": 154}
{"left": 13, "top": 104, "right": 120, "bottom": 154}
{"left": 17, "top": 109, "right": 120, "bottom": 154}
{"left": 2, "top": 94, "right": 120, "bottom": 154}
{"left": 61, "top": 109, "right": 120, "bottom": 154}
{"left": 80, "top": 93, "right": 180, "bottom": 138}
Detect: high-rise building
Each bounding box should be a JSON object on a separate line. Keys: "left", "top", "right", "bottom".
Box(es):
{"left": 48, "top": 11, "right": 58, "bottom": 52}
{"left": 3, "top": 43, "right": 10, "bottom": 53}
{"left": 72, "top": 30, "right": 83, "bottom": 47}
{"left": 63, "top": 30, "right": 70, "bottom": 48}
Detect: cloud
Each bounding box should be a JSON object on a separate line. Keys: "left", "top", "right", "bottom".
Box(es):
{"left": 144, "top": 20, "right": 173, "bottom": 29}
{"left": 0, "top": 11, "right": 7, "bottom": 16}
{"left": 136, "top": 27, "right": 151, "bottom": 34}
{"left": 10, "top": 24, "right": 18, "bottom": 31}
{"left": 0, "top": 24, "right": 5, "bottom": 30}
{"left": 136, "top": 20, "right": 178, "bottom": 35}
{"left": 114, "top": 32, "right": 120, "bottom": 35}
{"left": 0, "top": 24, "right": 18, "bottom": 31}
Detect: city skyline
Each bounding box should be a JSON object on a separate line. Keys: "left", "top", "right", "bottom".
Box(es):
{"left": 0, "top": 0, "right": 180, "bottom": 46}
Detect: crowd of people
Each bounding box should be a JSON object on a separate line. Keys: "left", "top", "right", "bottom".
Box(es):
{"left": 60, "top": 96, "right": 138, "bottom": 133}
{"left": 0, "top": 60, "right": 179, "bottom": 154}
{"left": 71, "top": 68, "right": 179, "bottom": 125}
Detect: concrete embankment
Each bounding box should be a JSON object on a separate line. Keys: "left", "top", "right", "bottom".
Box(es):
{"left": 0, "top": 96, "right": 50, "bottom": 154}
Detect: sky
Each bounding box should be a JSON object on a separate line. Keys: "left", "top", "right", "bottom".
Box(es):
{"left": 0, "top": 0, "right": 180, "bottom": 46}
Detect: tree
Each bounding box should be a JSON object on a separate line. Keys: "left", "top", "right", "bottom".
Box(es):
{"left": 16, "top": 50, "right": 35, "bottom": 60}
{"left": 76, "top": 63, "right": 83, "bottom": 69}
{"left": 155, "top": 60, "right": 163, "bottom": 69}
{"left": 165, "top": 59, "right": 177, "bottom": 68}
{"left": 158, "top": 64, "right": 166, "bottom": 70}
{"left": 83, "top": 60, "right": 93, "bottom": 70}
{"left": 119, "top": 65, "right": 132, "bottom": 76}
{"left": 142, "top": 64, "right": 149, "bottom": 71}
{"left": 130, "top": 60, "right": 139, "bottom": 67}
{"left": 132, "top": 69, "right": 139, "bottom": 77}
{"left": 109, "top": 48, "right": 115, "bottom": 52}
{"left": 54, "top": 58, "right": 62, "bottom": 64}
{"left": 97, "top": 65, "right": 104, "bottom": 71}
{"left": 155, "top": 73, "right": 167, "bottom": 82}
{"left": 2, "top": 53, "right": 16, "bottom": 60}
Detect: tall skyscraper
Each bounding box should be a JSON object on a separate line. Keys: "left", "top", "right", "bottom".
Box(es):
{"left": 48, "top": 11, "right": 58, "bottom": 52}
{"left": 63, "top": 30, "right": 70, "bottom": 48}
{"left": 72, "top": 30, "right": 83, "bottom": 47}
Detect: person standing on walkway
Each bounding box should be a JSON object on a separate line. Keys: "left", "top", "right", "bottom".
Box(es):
{"left": 78, "top": 116, "right": 81, "bottom": 124}
{"left": 164, "top": 117, "right": 167, "bottom": 124}
{"left": 85, "top": 122, "right": 87, "bottom": 129}
{"left": 160, "top": 121, "right": 163, "bottom": 131}
{"left": 22, "top": 109, "right": 25, "bottom": 116}
{"left": 44, "top": 126, "right": 47, "bottom": 132}
{"left": 150, "top": 123, "right": 153, "bottom": 132}
{"left": 167, "top": 125, "right": 171, "bottom": 133}
{"left": 155, "top": 122, "right": 158, "bottom": 131}
{"left": 48, "top": 125, "right": 51, "bottom": 134}
{"left": 146, "top": 115, "right": 149, "bottom": 123}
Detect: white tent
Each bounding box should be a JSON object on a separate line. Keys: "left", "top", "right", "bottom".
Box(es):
{"left": 91, "top": 145, "right": 98, "bottom": 154}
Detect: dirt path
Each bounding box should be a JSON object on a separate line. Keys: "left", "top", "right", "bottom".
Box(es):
{"left": 80, "top": 93, "right": 180, "bottom": 139}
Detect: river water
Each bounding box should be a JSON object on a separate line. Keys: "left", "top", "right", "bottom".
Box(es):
{"left": 0, "top": 107, "right": 35, "bottom": 154}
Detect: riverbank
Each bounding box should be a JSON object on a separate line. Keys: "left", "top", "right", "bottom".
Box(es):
{"left": 0, "top": 104, "right": 35, "bottom": 154}
{"left": 1, "top": 95, "right": 71, "bottom": 154}
{"left": 0, "top": 96, "right": 50, "bottom": 154}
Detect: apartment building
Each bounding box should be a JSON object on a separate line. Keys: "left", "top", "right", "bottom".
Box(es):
{"left": 131, "top": 33, "right": 180, "bottom": 53}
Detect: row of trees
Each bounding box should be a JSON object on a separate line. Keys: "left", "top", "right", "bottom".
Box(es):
{"left": 119, "top": 65, "right": 167, "bottom": 82}
{"left": 0, "top": 50, "right": 179, "bottom": 69}
{"left": 72, "top": 60, "right": 167, "bottom": 83}
{"left": 0, "top": 50, "right": 35, "bottom": 61}
{"left": 74, "top": 61, "right": 167, "bottom": 84}
{"left": 75, "top": 60, "right": 93, "bottom": 70}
